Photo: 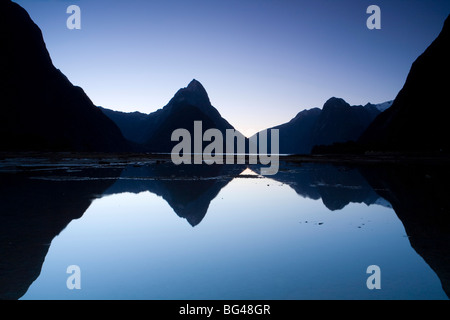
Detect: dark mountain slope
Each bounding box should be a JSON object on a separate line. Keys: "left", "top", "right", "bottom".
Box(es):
{"left": 254, "top": 98, "right": 381, "bottom": 155}
{"left": 101, "top": 80, "right": 246, "bottom": 153}
{"left": 312, "top": 98, "right": 380, "bottom": 147}
{"left": 359, "top": 14, "right": 450, "bottom": 153}
{"left": 0, "top": 1, "right": 129, "bottom": 152}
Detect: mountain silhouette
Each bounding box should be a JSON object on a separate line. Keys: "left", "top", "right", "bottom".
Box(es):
{"left": 101, "top": 80, "right": 246, "bottom": 153}
{"left": 98, "top": 108, "right": 150, "bottom": 145}
{"left": 259, "top": 108, "right": 322, "bottom": 155}
{"left": 359, "top": 14, "right": 450, "bottom": 153}
{"left": 0, "top": 1, "right": 130, "bottom": 152}
{"left": 253, "top": 97, "right": 384, "bottom": 155}
{"left": 312, "top": 98, "right": 381, "bottom": 147}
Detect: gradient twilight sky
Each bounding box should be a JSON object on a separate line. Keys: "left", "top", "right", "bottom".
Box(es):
{"left": 12, "top": 0, "right": 450, "bottom": 136}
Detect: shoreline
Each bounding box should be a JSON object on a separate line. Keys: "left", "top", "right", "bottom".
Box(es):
{"left": 1, "top": 151, "right": 450, "bottom": 167}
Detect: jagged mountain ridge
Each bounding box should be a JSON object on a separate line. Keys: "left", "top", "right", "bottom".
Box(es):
{"left": 101, "top": 79, "right": 246, "bottom": 153}
{"left": 251, "top": 97, "right": 389, "bottom": 155}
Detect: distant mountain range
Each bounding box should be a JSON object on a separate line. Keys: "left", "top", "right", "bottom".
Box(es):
{"left": 250, "top": 98, "right": 391, "bottom": 155}
{"left": 100, "top": 85, "right": 391, "bottom": 155}
{"left": 0, "top": 0, "right": 448, "bottom": 156}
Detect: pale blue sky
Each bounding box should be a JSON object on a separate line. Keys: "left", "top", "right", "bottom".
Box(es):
{"left": 13, "top": 0, "right": 450, "bottom": 136}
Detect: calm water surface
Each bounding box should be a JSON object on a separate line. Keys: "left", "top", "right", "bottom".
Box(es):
{"left": 0, "top": 158, "right": 448, "bottom": 300}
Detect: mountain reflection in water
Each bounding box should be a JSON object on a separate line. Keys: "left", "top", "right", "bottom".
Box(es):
{"left": 0, "top": 157, "right": 449, "bottom": 299}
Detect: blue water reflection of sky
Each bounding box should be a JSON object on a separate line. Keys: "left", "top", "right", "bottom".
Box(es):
{"left": 22, "top": 177, "right": 447, "bottom": 300}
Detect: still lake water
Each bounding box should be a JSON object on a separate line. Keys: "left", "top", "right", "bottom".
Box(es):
{"left": 0, "top": 157, "right": 448, "bottom": 300}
